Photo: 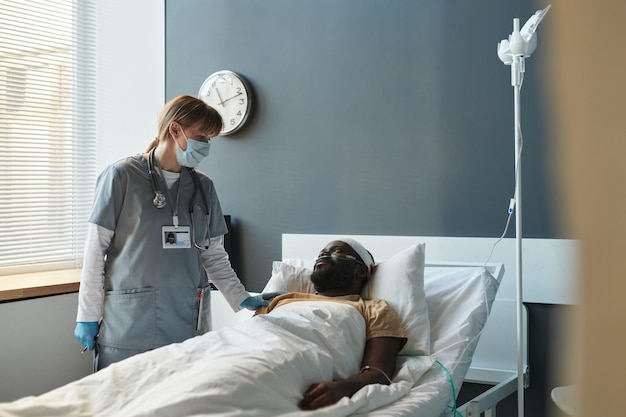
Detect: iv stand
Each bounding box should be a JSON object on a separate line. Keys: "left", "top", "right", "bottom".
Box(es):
{"left": 497, "top": 6, "right": 550, "bottom": 417}
{"left": 513, "top": 47, "right": 525, "bottom": 417}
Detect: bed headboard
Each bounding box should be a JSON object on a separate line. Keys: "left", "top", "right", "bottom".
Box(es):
{"left": 424, "top": 261, "right": 504, "bottom": 284}
{"left": 281, "top": 233, "right": 579, "bottom": 384}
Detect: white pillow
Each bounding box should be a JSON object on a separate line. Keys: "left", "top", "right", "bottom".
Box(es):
{"left": 423, "top": 265, "right": 500, "bottom": 390}
{"left": 265, "top": 261, "right": 315, "bottom": 294}
{"left": 263, "top": 243, "right": 429, "bottom": 355}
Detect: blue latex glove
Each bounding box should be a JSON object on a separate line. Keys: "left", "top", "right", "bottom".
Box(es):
{"left": 240, "top": 291, "right": 286, "bottom": 310}
{"left": 74, "top": 321, "right": 99, "bottom": 351}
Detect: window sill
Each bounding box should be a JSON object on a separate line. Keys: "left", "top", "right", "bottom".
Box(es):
{"left": 0, "top": 269, "right": 81, "bottom": 302}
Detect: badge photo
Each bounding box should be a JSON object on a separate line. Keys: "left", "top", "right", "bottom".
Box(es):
{"left": 162, "top": 226, "right": 191, "bottom": 249}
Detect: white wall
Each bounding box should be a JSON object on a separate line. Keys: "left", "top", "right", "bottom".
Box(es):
{"left": 96, "top": 0, "right": 165, "bottom": 171}
{"left": 0, "top": 294, "right": 93, "bottom": 402}
{"left": 0, "top": 0, "right": 164, "bottom": 403}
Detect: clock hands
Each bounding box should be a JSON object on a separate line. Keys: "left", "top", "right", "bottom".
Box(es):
{"left": 220, "top": 91, "right": 243, "bottom": 106}
{"left": 211, "top": 88, "right": 241, "bottom": 107}
{"left": 213, "top": 87, "right": 226, "bottom": 106}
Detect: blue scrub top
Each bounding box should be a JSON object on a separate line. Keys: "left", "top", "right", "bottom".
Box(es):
{"left": 89, "top": 154, "right": 228, "bottom": 352}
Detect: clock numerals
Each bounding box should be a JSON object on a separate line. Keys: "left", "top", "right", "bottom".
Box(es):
{"left": 198, "top": 70, "right": 251, "bottom": 136}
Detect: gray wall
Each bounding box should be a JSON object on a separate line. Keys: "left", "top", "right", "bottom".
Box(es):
{"left": 166, "top": 0, "right": 558, "bottom": 291}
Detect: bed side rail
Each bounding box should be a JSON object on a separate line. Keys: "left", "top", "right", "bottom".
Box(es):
{"left": 455, "top": 374, "right": 517, "bottom": 417}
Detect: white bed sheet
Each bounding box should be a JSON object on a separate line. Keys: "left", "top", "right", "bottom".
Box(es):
{"left": 0, "top": 301, "right": 433, "bottom": 417}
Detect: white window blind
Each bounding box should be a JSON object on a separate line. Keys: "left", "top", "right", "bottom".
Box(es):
{"left": 0, "top": 0, "right": 97, "bottom": 274}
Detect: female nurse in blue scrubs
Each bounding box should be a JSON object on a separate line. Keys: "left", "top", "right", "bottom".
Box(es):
{"left": 74, "top": 95, "right": 276, "bottom": 370}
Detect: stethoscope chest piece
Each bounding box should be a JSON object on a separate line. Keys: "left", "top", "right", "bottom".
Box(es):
{"left": 153, "top": 191, "right": 166, "bottom": 209}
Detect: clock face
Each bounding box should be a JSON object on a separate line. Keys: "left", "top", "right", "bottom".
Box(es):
{"left": 198, "top": 70, "right": 252, "bottom": 136}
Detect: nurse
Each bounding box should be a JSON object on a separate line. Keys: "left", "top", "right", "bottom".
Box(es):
{"left": 74, "top": 95, "right": 275, "bottom": 370}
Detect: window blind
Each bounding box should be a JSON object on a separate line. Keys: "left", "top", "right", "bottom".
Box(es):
{"left": 0, "top": 0, "right": 97, "bottom": 274}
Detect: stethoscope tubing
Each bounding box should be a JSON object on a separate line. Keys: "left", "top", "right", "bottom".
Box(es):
{"left": 147, "top": 149, "right": 210, "bottom": 249}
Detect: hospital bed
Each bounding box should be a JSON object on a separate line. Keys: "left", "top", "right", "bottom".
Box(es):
{"left": 275, "top": 234, "right": 512, "bottom": 416}
{"left": 0, "top": 234, "right": 508, "bottom": 417}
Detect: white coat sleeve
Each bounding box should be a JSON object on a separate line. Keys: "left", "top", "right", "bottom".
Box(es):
{"left": 76, "top": 223, "right": 113, "bottom": 322}
{"left": 199, "top": 236, "right": 251, "bottom": 312}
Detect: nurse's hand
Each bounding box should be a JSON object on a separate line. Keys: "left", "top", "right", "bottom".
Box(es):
{"left": 240, "top": 292, "right": 286, "bottom": 310}
{"left": 74, "top": 321, "right": 99, "bottom": 351}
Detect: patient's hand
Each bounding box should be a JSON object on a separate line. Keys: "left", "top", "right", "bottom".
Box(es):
{"left": 298, "top": 336, "right": 404, "bottom": 410}
{"left": 298, "top": 381, "right": 351, "bottom": 410}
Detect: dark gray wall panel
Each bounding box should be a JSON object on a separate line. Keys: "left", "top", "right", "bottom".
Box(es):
{"left": 166, "top": 0, "right": 559, "bottom": 290}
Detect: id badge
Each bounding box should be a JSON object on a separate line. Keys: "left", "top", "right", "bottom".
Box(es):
{"left": 162, "top": 225, "right": 191, "bottom": 249}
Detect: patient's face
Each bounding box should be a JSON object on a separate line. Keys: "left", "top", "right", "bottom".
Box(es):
{"left": 311, "top": 241, "right": 361, "bottom": 293}
{"left": 310, "top": 260, "right": 356, "bottom": 293}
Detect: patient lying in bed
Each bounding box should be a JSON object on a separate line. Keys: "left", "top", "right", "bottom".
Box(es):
{"left": 0, "top": 238, "right": 420, "bottom": 417}
{"left": 256, "top": 238, "right": 408, "bottom": 410}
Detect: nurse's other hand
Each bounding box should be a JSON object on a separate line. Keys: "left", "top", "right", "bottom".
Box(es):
{"left": 74, "top": 321, "right": 99, "bottom": 350}
{"left": 240, "top": 292, "right": 286, "bottom": 310}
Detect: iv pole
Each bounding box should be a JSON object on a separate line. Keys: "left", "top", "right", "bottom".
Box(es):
{"left": 497, "top": 5, "right": 550, "bottom": 417}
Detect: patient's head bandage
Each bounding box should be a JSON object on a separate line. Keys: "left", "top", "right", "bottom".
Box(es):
{"left": 339, "top": 238, "right": 375, "bottom": 275}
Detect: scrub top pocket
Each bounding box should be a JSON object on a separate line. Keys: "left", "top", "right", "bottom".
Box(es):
{"left": 99, "top": 287, "right": 156, "bottom": 350}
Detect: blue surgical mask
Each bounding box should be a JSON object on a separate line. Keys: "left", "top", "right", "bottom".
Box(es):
{"left": 176, "top": 129, "right": 211, "bottom": 168}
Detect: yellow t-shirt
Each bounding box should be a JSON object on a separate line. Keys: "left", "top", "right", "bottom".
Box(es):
{"left": 256, "top": 292, "right": 407, "bottom": 346}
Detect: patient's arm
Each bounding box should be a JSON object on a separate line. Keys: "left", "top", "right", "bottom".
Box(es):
{"left": 298, "top": 336, "right": 404, "bottom": 411}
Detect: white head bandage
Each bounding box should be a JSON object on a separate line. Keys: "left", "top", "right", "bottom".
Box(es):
{"left": 339, "top": 237, "right": 375, "bottom": 275}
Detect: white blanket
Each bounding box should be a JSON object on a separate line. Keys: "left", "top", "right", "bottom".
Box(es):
{"left": 0, "top": 301, "right": 433, "bottom": 417}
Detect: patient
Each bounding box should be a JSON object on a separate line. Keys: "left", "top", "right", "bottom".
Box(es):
{"left": 255, "top": 238, "right": 408, "bottom": 411}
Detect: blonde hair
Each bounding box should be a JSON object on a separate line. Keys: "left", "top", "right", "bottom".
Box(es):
{"left": 145, "top": 95, "right": 223, "bottom": 152}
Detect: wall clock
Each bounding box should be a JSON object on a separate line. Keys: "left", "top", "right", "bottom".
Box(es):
{"left": 198, "top": 70, "right": 252, "bottom": 136}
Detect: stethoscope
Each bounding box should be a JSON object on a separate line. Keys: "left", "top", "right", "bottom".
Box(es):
{"left": 148, "top": 149, "right": 210, "bottom": 249}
